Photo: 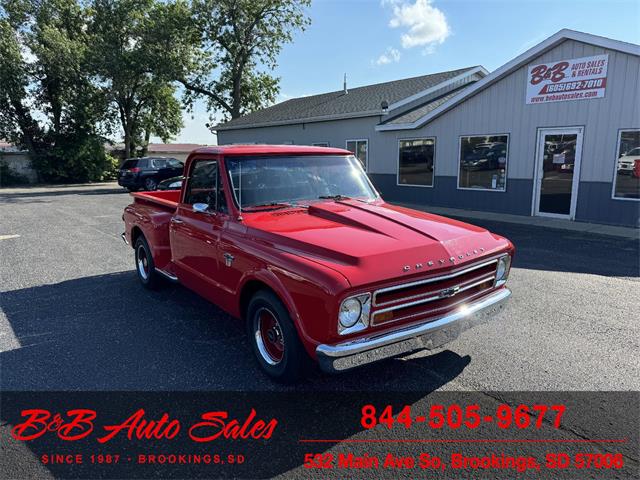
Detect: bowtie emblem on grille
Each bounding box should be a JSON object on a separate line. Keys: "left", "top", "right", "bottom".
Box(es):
{"left": 439, "top": 286, "right": 460, "bottom": 299}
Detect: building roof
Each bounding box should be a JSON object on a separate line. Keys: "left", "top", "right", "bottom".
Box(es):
{"left": 381, "top": 84, "right": 472, "bottom": 125}
{"left": 107, "top": 143, "right": 208, "bottom": 153}
{"left": 377, "top": 29, "right": 640, "bottom": 131}
{"left": 214, "top": 66, "right": 484, "bottom": 131}
{"left": 146, "top": 143, "right": 208, "bottom": 153}
{"left": 0, "top": 141, "right": 24, "bottom": 152}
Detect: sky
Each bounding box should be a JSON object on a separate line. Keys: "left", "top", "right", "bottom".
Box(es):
{"left": 172, "top": 0, "right": 640, "bottom": 145}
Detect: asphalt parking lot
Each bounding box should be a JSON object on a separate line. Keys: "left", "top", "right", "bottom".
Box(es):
{"left": 1, "top": 183, "right": 639, "bottom": 392}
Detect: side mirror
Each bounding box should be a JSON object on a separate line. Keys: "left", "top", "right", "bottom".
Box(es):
{"left": 193, "top": 203, "right": 209, "bottom": 214}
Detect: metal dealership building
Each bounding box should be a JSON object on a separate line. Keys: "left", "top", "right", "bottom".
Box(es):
{"left": 215, "top": 30, "right": 640, "bottom": 227}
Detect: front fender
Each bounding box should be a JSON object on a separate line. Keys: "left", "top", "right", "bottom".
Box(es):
{"left": 237, "top": 264, "right": 347, "bottom": 359}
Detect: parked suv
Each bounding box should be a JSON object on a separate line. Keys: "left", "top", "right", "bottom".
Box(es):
{"left": 118, "top": 157, "right": 184, "bottom": 191}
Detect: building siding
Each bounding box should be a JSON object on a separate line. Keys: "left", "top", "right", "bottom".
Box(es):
{"left": 217, "top": 38, "right": 640, "bottom": 227}
{"left": 369, "top": 174, "right": 534, "bottom": 216}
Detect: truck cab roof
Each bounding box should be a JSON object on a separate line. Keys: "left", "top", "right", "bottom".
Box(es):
{"left": 190, "top": 144, "right": 351, "bottom": 157}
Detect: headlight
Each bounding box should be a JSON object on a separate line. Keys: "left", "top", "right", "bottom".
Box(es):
{"left": 338, "top": 293, "right": 371, "bottom": 334}
{"left": 339, "top": 298, "right": 361, "bottom": 328}
{"left": 495, "top": 255, "right": 511, "bottom": 287}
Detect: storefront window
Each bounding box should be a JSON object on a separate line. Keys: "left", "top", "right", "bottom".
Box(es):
{"left": 398, "top": 138, "right": 435, "bottom": 187}
{"left": 613, "top": 130, "right": 640, "bottom": 200}
{"left": 346, "top": 139, "right": 368, "bottom": 170}
{"left": 458, "top": 135, "right": 509, "bottom": 191}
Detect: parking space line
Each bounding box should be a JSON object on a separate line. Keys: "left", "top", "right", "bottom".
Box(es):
{"left": 0, "top": 234, "right": 20, "bottom": 240}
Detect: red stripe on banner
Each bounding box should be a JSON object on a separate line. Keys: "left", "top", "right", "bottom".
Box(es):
{"left": 299, "top": 438, "right": 628, "bottom": 444}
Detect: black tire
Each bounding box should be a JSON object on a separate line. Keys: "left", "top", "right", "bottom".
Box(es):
{"left": 134, "top": 236, "right": 159, "bottom": 290}
{"left": 144, "top": 177, "right": 158, "bottom": 191}
{"left": 246, "top": 290, "right": 308, "bottom": 383}
{"left": 126, "top": 187, "right": 139, "bottom": 192}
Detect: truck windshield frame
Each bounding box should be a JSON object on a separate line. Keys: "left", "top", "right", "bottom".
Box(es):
{"left": 224, "top": 154, "right": 379, "bottom": 211}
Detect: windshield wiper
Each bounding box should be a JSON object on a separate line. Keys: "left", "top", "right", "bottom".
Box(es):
{"left": 318, "top": 195, "right": 374, "bottom": 204}
{"left": 318, "top": 194, "right": 351, "bottom": 200}
{"left": 242, "top": 202, "right": 306, "bottom": 212}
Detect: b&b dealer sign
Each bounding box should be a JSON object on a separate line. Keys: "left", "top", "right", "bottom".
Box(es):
{"left": 526, "top": 54, "right": 608, "bottom": 104}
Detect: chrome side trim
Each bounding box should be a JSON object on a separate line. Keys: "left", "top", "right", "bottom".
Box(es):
{"left": 156, "top": 268, "right": 179, "bottom": 282}
{"left": 372, "top": 258, "right": 499, "bottom": 306}
{"left": 371, "top": 275, "right": 495, "bottom": 325}
{"left": 316, "top": 288, "right": 511, "bottom": 373}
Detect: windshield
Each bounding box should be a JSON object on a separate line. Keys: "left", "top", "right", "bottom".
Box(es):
{"left": 153, "top": 158, "right": 183, "bottom": 168}
{"left": 625, "top": 147, "right": 640, "bottom": 156}
{"left": 225, "top": 155, "right": 378, "bottom": 210}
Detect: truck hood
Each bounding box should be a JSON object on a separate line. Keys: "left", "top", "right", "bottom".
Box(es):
{"left": 243, "top": 200, "right": 511, "bottom": 287}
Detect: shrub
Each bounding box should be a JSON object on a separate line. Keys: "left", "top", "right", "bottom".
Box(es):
{"left": 32, "top": 134, "right": 116, "bottom": 183}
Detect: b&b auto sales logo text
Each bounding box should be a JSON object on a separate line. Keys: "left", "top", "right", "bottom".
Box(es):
{"left": 11, "top": 408, "right": 277, "bottom": 443}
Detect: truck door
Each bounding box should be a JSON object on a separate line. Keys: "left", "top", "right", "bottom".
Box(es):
{"left": 170, "top": 158, "right": 230, "bottom": 302}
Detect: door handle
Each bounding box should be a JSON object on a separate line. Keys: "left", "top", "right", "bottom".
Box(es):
{"left": 171, "top": 218, "right": 184, "bottom": 224}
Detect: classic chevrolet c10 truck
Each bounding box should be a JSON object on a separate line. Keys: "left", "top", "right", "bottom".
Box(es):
{"left": 122, "top": 145, "right": 513, "bottom": 382}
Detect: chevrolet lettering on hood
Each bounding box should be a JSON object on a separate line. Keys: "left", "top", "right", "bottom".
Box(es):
{"left": 122, "top": 145, "right": 514, "bottom": 383}
{"left": 404, "top": 247, "right": 486, "bottom": 272}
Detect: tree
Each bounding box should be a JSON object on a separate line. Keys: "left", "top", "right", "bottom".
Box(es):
{"left": 137, "top": 83, "right": 183, "bottom": 156}
{"left": 0, "top": 17, "right": 39, "bottom": 154}
{"left": 89, "top": 0, "right": 183, "bottom": 159}
{"left": 180, "top": 0, "right": 311, "bottom": 122}
{"left": 1, "top": 0, "right": 116, "bottom": 181}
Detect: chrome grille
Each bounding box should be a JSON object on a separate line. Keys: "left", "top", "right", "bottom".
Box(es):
{"left": 371, "top": 258, "right": 499, "bottom": 326}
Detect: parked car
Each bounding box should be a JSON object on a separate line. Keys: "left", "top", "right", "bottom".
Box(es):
{"left": 617, "top": 147, "right": 640, "bottom": 175}
{"left": 122, "top": 145, "right": 514, "bottom": 382}
{"left": 118, "top": 157, "right": 184, "bottom": 191}
{"left": 462, "top": 143, "right": 507, "bottom": 171}
{"left": 158, "top": 175, "right": 184, "bottom": 190}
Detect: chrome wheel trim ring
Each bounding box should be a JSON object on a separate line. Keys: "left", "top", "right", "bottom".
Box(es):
{"left": 254, "top": 307, "right": 284, "bottom": 366}
{"left": 137, "top": 244, "right": 149, "bottom": 280}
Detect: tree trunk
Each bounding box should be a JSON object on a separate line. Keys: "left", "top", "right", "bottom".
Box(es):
{"left": 230, "top": 65, "right": 243, "bottom": 119}
{"left": 10, "top": 97, "right": 39, "bottom": 156}
{"left": 140, "top": 127, "right": 151, "bottom": 157}
{"left": 123, "top": 128, "right": 131, "bottom": 159}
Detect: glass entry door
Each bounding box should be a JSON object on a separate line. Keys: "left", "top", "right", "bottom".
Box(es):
{"left": 534, "top": 127, "right": 583, "bottom": 219}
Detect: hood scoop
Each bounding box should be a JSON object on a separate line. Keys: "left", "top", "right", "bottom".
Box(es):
{"left": 270, "top": 209, "right": 306, "bottom": 216}
{"left": 307, "top": 203, "right": 391, "bottom": 236}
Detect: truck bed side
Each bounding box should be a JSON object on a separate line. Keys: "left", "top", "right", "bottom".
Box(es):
{"left": 123, "top": 190, "right": 180, "bottom": 271}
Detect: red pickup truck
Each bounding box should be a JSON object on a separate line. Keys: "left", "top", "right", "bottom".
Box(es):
{"left": 122, "top": 145, "right": 513, "bottom": 382}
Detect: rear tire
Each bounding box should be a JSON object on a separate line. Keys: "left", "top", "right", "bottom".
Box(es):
{"left": 246, "top": 290, "right": 308, "bottom": 383}
{"left": 134, "top": 236, "right": 159, "bottom": 290}
{"left": 144, "top": 177, "right": 158, "bottom": 191}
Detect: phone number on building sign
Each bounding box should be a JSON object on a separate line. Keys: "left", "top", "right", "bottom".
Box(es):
{"left": 360, "top": 404, "right": 566, "bottom": 430}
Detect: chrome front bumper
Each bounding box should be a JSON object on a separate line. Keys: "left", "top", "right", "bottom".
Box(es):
{"left": 316, "top": 287, "right": 511, "bottom": 373}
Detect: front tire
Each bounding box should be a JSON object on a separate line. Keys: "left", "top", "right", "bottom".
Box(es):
{"left": 247, "top": 290, "right": 308, "bottom": 383}
{"left": 134, "top": 236, "right": 159, "bottom": 290}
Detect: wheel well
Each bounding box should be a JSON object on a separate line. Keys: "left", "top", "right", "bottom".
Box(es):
{"left": 239, "top": 280, "right": 280, "bottom": 321}
{"left": 130, "top": 226, "right": 143, "bottom": 248}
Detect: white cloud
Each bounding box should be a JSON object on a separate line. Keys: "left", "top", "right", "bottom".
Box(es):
{"left": 385, "top": 0, "right": 450, "bottom": 52}
{"left": 374, "top": 47, "right": 401, "bottom": 66}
